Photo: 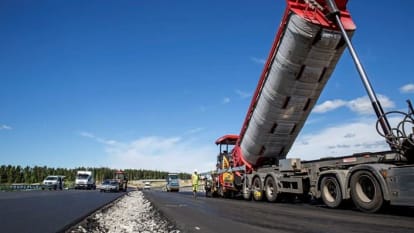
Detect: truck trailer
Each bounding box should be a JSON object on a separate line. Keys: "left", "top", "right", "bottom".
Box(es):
{"left": 207, "top": 0, "right": 414, "bottom": 213}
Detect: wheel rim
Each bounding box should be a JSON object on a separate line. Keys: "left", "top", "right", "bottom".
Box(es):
{"left": 242, "top": 177, "right": 251, "bottom": 200}
{"left": 253, "top": 178, "right": 260, "bottom": 190}
{"left": 266, "top": 181, "right": 274, "bottom": 197}
{"left": 253, "top": 178, "right": 262, "bottom": 200}
{"left": 323, "top": 180, "right": 337, "bottom": 203}
{"left": 265, "top": 177, "right": 277, "bottom": 201}
{"left": 355, "top": 175, "right": 376, "bottom": 203}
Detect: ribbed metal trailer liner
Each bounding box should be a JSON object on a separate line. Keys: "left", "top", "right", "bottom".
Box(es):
{"left": 240, "top": 12, "right": 353, "bottom": 166}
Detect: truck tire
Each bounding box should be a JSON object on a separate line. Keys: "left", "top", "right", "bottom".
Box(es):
{"left": 320, "top": 176, "right": 342, "bottom": 208}
{"left": 242, "top": 178, "right": 251, "bottom": 200}
{"left": 350, "top": 170, "right": 384, "bottom": 213}
{"left": 264, "top": 176, "right": 279, "bottom": 202}
{"left": 252, "top": 177, "right": 263, "bottom": 201}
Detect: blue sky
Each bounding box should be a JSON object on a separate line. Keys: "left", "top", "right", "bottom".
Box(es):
{"left": 1, "top": 1, "right": 413, "bottom": 173}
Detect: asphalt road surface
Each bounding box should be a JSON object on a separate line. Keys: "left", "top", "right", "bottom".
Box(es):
{"left": 0, "top": 189, "right": 125, "bottom": 233}
{"left": 144, "top": 190, "right": 414, "bottom": 233}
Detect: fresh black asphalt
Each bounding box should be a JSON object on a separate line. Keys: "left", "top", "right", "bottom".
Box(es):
{"left": 0, "top": 189, "right": 125, "bottom": 233}
{"left": 144, "top": 190, "right": 414, "bottom": 233}
{"left": 2, "top": 189, "right": 413, "bottom": 233}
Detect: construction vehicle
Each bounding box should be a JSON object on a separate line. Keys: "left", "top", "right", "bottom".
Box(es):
{"left": 207, "top": 0, "right": 414, "bottom": 213}
{"left": 165, "top": 173, "right": 180, "bottom": 192}
{"left": 114, "top": 170, "right": 128, "bottom": 192}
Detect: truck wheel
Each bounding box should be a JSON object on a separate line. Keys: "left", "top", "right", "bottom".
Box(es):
{"left": 350, "top": 170, "right": 384, "bottom": 213}
{"left": 242, "top": 179, "right": 251, "bottom": 200}
{"left": 320, "top": 176, "right": 342, "bottom": 208}
{"left": 265, "top": 176, "right": 279, "bottom": 202}
{"left": 252, "top": 177, "right": 263, "bottom": 201}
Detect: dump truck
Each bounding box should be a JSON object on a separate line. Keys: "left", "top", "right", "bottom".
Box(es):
{"left": 207, "top": 0, "right": 414, "bottom": 213}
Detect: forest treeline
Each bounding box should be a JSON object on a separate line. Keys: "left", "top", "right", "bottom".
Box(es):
{"left": 0, "top": 165, "right": 191, "bottom": 184}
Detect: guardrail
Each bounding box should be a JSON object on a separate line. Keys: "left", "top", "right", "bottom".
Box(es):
{"left": 0, "top": 183, "right": 43, "bottom": 191}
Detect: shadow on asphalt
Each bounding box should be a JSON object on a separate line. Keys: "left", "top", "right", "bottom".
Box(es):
{"left": 147, "top": 189, "right": 414, "bottom": 218}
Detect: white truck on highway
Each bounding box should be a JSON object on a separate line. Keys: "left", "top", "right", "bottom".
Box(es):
{"left": 75, "top": 170, "right": 96, "bottom": 190}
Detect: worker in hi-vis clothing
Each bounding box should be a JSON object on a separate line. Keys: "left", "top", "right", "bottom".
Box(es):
{"left": 192, "top": 169, "right": 199, "bottom": 199}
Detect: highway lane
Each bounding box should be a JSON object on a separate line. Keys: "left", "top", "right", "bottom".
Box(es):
{"left": 144, "top": 190, "right": 414, "bottom": 233}
{"left": 0, "top": 189, "right": 125, "bottom": 233}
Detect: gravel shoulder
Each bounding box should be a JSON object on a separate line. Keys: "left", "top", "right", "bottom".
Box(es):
{"left": 68, "top": 191, "right": 180, "bottom": 233}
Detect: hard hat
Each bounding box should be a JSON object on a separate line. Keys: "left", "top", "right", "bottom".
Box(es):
{"left": 194, "top": 169, "right": 198, "bottom": 173}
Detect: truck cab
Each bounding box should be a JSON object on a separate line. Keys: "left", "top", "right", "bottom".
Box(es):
{"left": 75, "top": 171, "right": 96, "bottom": 190}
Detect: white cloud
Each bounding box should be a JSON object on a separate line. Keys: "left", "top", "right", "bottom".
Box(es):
{"left": 80, "top": 131, "right": 119, "bottom": 146}
{"left": 80, "top": 131, "right": 94, "bottom": 138}
{"left": 105, "top": 136, "right": 217, "bottom": 173}
{"left": 0, "top": 125, "right": 12, "bottom": 130}
{"left": 235, "top": 89, "right": 252, "bottom": 99}
{"left": 250, "top": 57, "right": 266, "bottom": 64}
{"left": 185, "top": 127, "right": 204, "bottom": 135}
{"left": 80, "top": 132, "right": 217, "bottom": 173}
{"left": 400, "top": 83, "right": 414, "bottom": 93}
{"left": 347, "top": 96, "right": 375, "bottom": 115}
{"left": 347, "top": 95, "right": 394, "bottom": 115}
{"left": 222, "top": 97, "right": 230, "bottom": 104}
{"left": 313, "top": 95, "right": 394, "bottom": 115}
{"left": 313, "top": 99, "right": 347, "bottom": 113}
{"left": 288, "top": 118, "right": 390, "bottom": 160}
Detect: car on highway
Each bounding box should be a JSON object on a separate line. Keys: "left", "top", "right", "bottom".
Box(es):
{"left": 99, "top": 179, "right": 120, "bottom": 192}
{"left": 42, "top": 175, "right": 65, "bottom": 190}
{"left": 143, "top": 182, "right": 151, "bottom": 190}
